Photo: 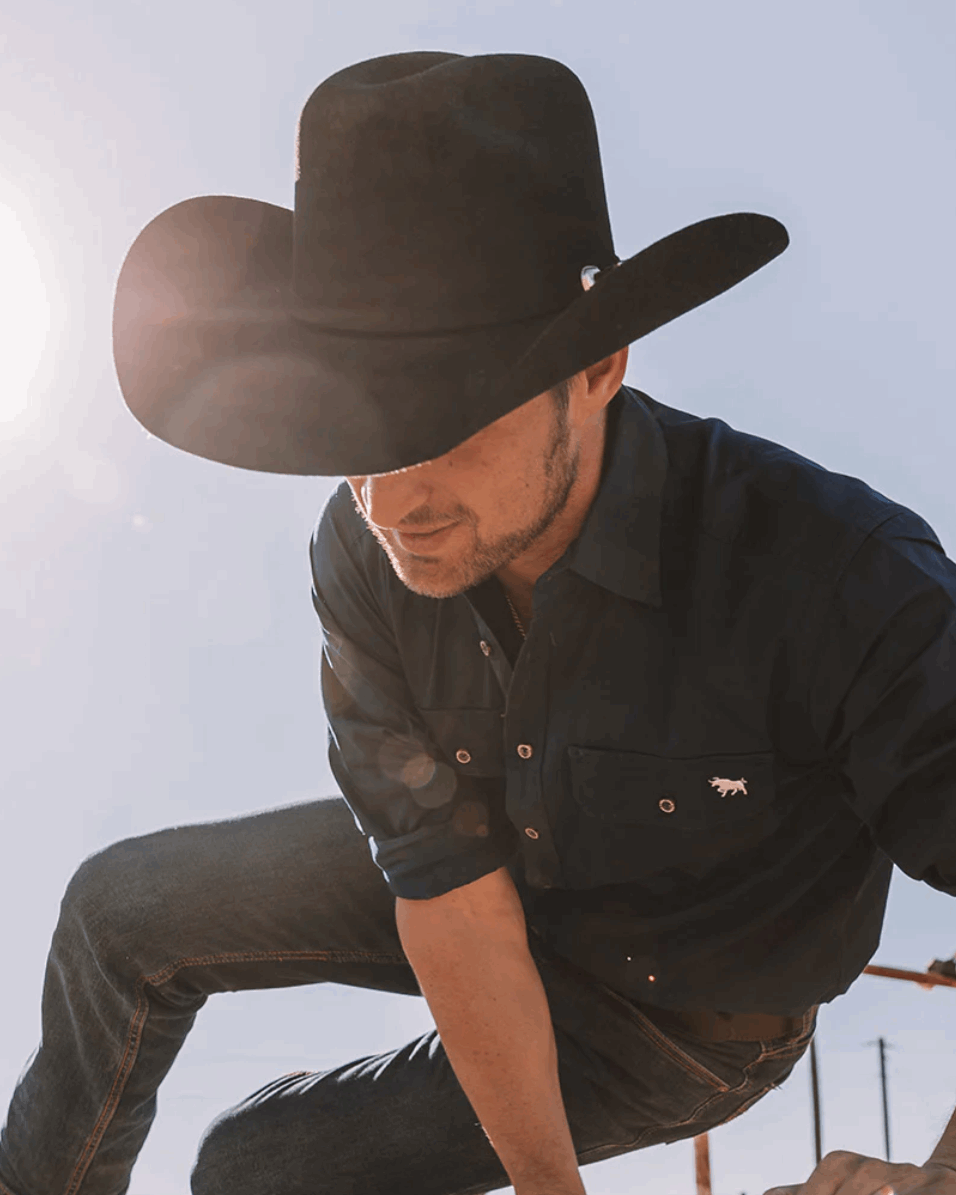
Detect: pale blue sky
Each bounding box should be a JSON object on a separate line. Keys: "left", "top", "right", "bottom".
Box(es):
{"left": 1, "top": 2, "right": 954, "bottom": 1192}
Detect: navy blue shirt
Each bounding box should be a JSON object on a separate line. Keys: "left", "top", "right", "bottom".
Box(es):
{"left": 310, "top": 385, "right": 956, "bottom": 1015}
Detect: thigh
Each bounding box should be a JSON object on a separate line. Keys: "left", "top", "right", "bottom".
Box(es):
{"left": 537, "top": 942, "right": 818, "bottom": 1161}
{"left": 191, "top": 1027, "right": 504, "bottom": 1195}
{"left": 190, "top": 932, "right": 816, "bottom": 1195}
{"left": 69, "top": 796, "right": 420, "bottom": 997}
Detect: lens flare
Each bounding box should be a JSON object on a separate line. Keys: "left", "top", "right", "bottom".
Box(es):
{"left": 0, "top": 202, "right": 51, "bottom": 427}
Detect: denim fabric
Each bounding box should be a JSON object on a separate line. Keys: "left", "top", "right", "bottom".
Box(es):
{"left": 0, "top": 798, "right": 815, "bottom": 1195}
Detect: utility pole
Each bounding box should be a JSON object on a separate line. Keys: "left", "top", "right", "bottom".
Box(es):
{"left": 809, "top": 1036, "right": 823, "bottom": 1164}
{"left": 694, "top": 1132, "right": 713, "bottom": 1195}
{"left": 864, "top": 1036, "right": 894, "bottom": 1160}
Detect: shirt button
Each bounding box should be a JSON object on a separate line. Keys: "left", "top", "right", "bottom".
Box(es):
{"left": 517, "top": 744, "right": 533, "bottom": 759}
{"left": 524, "top": 826, "right": 540, "bottom": 840}
{"left": 658, "top": 797, "right": 676, "bottom": 814}
{"left": 479, "top": 640, "right": 492, "bottom": 657}
{"left": 455, "top": 749, "right": 472, "bottom": 764}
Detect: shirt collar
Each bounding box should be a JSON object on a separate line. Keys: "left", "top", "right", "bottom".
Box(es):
{"left": 553, "top": 384, "right": 667, "bottom": 608}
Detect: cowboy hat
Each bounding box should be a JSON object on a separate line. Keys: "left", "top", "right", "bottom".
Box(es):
{"left": 112, "top": 51, "right": 788, "bottom": 477}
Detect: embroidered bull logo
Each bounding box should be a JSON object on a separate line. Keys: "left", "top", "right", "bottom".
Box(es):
{"left": 708, "top": 776, "right": 748, "bottom": 798}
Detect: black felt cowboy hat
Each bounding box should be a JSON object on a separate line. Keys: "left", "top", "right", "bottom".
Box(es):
{"left": 112, "top": 50, "right": 789, "bottom": 477}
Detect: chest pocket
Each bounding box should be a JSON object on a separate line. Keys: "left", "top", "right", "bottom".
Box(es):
{"left": 418, "top": 708, "right": 506, "bottom": 778}
{"left": 564, "top": 745, "right": 779, "bottom": 886}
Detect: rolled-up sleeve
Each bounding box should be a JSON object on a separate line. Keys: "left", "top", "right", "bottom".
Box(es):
{"left": 309, "top": 490, "right": 516, "bottom": 899}
{"left": 808, "top": 509, "right": 956, "bottom": 894}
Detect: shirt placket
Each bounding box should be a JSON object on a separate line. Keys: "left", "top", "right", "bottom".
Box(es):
{"left": 501, "top": 619, "right": 560, "bottom": 889}
{"left": 468, "top": 610, "right": 514, "bottom": 697}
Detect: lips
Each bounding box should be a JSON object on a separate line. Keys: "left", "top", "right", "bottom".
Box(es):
{"left": 394, "top": 521, "right": 460, "bottom": 551}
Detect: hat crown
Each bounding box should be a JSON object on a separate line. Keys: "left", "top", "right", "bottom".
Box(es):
{"left": 292, "top": 52, "right": 616, "bottom": 332}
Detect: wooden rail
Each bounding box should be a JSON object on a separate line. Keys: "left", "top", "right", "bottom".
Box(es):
{"left": 862, "top": 964, "right": 956, "bottom": 991}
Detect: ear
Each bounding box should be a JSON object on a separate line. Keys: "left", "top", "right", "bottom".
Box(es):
{"left": 581, "top": 345, "right": 629, "bottom": 414}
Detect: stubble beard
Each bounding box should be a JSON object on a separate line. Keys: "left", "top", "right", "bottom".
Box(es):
{"left": 370, "top": 402, "right": 580, "bottom": 600}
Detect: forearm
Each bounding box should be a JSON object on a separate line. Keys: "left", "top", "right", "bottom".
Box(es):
{"left": 396, "top": 868, "right": 585, "bottom": 1195}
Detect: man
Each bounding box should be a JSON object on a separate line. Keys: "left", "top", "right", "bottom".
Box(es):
{"left": 3, "top": 48, "right": 956, "bottom": 1195}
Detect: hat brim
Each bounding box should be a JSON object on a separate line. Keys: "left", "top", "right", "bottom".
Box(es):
{"left": 113, "top": 197, "right": 787, "bottom": 475}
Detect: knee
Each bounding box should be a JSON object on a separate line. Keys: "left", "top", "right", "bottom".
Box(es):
{"left": 191, "top": 1112, "right": 239, "bottom": 1195}
{"left": 59, "top": 836, "right": 163, "bottom": 962}
{"left": 191, "top": 1105, "right": 276, "bottom": 1195}
{"left": 191, "top": 1075, "right": 334, "bottom": 1195}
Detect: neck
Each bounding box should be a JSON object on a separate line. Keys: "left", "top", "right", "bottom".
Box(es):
{"left": 495, "top": 406, "right": 607, "bottom": 610}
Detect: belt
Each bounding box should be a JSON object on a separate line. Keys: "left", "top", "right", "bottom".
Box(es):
{"left": 640, "top": 1003, "right": 817, "bottom": 1044}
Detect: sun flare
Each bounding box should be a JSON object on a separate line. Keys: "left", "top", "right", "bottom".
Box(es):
{"left": 0, "top": 202, "right": 51, "bottom": 427}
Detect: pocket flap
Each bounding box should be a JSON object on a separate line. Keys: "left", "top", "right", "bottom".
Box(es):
{"left": 566, "top": 745, "right": 776, "bottom": 826}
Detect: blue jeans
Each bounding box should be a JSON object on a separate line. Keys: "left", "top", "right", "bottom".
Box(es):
{"left": 0, "top": 797, "right": 817, "bottom": 1195}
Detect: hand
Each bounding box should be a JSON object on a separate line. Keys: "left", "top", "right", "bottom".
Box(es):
{"left": 763, "top": 1150, "right": 956, "bottom": 1195}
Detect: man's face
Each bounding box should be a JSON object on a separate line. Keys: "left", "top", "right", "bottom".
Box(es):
{"left": 346, "top": 387, "right": 581, "bottom": 600}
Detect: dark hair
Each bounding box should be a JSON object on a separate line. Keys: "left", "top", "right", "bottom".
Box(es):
{"left": 549, "top": 375, "right": 574, "bottom": 414}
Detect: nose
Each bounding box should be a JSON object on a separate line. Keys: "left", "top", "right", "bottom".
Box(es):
{"left": 350, "top": 469, "right": 440, "bottom": 532}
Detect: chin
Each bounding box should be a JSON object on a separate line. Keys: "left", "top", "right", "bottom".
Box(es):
{"left": 395, "top": 563, "right": 470, "bottom": 600}
{"left": 385, "top": 549, "right": 480, "bottom": 600}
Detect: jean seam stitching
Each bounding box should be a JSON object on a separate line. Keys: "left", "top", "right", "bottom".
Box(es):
{"left": 143, "top": 947, "right": 408, "bottom": 987}
{"left": 586, "top": 981, "right": 731, "bottom": 1092}
{"left": 602, "top": 1027, "right": 809, "bottom": 1157}
{"left": 644, "top": 1052, "right": 770, "bottom": 1140}
{"left": 631, "top": 1012, "right": 732, "bottom": 1092}
{"left": 755, "top": 1009, "right": 818, "bottom": 1059}
{"left": 61, "top": 947, "right": 406, "bottom": 1195}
